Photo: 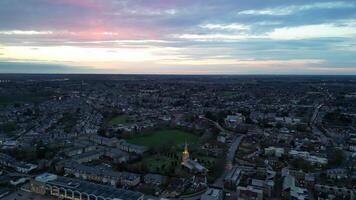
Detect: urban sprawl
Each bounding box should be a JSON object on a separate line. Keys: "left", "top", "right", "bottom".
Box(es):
{"left": 0, "top": 75, "right": 355, "bottom": 200}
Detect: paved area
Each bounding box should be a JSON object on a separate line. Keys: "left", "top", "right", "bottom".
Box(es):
{"left": 1, "top": 190, "right": 54, "bottom": 200}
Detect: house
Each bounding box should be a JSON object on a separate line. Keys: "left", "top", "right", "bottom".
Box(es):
{"left": 104, "top": 148, "right": 129, "bottom": 163}
{"left": 217, "top": 134, "right": 226, "bottom": 143}
{"left": 224, "top": 166, "right": 241, "bottom": 189}
{"left": 289, "top": 150, "right": 328, "bottom": 166}
{"left": 117, "top": 140, "right": 148, "bottom": 155}
{"left": 237, "top": 186, "right": 263, "bottom": 200}
{"left": 326, "top": 168, "right": 348, "bottom": 180}
{"left": 64, "top": 162, "right": 141, "bottom": 187}
{"left": 0, "top": 153, "right": 37, "bottom": 173}
{"left": 200, "top": 188, "right": 223, "bottom": 200}
{"left": 314, "top": 184, "right": 355, "bottom": 199}
{"left": 275, "top": 117, "right": 301, "bottom": 125}
{"left": 89, "top": 135, "right": 120, "bottom": 147}
{"left": 264, "top": 146, "right": 285, "bottom": 157}
{"left": 64, "top": 147, "right": 84, "bottom": 157}
{"left": 144, "top": 173, "right": 167, "bottom": 186}
{"left": 282, "top": 174, "right": 308, "bottom": 200}
{"left": 71, "top": 150, "right": 104, "bottom": 164}
{"left": 251, "top": 179, "right": 275, "bottom": 198}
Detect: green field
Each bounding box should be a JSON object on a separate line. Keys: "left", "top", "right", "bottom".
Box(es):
{"left": 0, "top": 95, "right": 49, "bottom": 106}
{"left": 142, "top": 155, "right": 177, "bottom": 172}
{"left": 108, "top": 115, "right": 131, "bottom": 125}
{"left": 127, "top": 129, "right": 199, "bottom": 148}
{"left": 223, "top": 91, "right": 237, "bottom": 97}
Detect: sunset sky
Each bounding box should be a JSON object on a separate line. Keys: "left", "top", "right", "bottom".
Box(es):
{"left": 0, "top": 0, "right": 356, "bottom": 74}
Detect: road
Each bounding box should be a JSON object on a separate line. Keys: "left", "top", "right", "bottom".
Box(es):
{"left": 201, "top": 117, "right": 244, "bottom": 168}
{"left": 201, "top": 117, "right": 228, "bottom": 133}
{"left": 201, "top": 117, "right": 246, "bottom": 189}
{"left": 225, "top": 135, "right": 244, "bottom": 170}
{"left": 310, "top": 104, "right": 323, "bottom": 125}
{"left": 312, "top": 125, "right": 330, "bottom": 145}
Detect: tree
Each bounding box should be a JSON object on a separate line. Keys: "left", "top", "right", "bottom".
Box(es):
{"left": 327, "top": 148, "right": 345, "bottom": 168}
{"left": 291, "top": 158, "right": 314, "bottom": 172}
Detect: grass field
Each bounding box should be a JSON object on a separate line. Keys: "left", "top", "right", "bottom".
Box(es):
{"left": 142, "top": 155, "right": 177, "bottom": 172}
{"left": 108, "top": 115, "right": 131, "bottom": 125}
{"left": 0, "top": 95, "right": 49, "bottom": 106}
{"left": 127, "top": 129, "right": 199, "bottom": 148}
{"left": 223, "top": 91, "right": 237, "bottom": 97}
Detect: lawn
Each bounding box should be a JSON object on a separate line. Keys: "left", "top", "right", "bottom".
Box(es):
{"left": 127, "top": 129, "right": 199, "bottom": 148}
{"left": 142, "top": 155, "right": 177, "bottom": 172}
{"left": 108, "top": 115, "right": 131, "bottom": 125}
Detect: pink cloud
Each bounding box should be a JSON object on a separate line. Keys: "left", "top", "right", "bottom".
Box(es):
{"left": 48, "top": 0, "right": 100, "bottom": 9}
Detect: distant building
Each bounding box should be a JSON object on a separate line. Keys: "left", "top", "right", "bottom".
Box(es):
{"left": 225, "top": 114, "right": 245, "bottom": 128}
{"left": 275, "top": 117, "right": 301, "bottom": 125}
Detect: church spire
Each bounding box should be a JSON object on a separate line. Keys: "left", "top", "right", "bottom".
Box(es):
{"left": 182, "top": 141, "right": 190, "bottom": 164}
{"left": 184, "top": 140, "right": 189, "bottom": 152}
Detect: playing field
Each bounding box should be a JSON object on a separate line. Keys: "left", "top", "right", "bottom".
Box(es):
{"left": 108, "top": 115, "right": 131, "bottom": 125}
{"left": 127, "top": 129, "right": 199, "bottom": 148}
{"left": 0, "top": 95, "right": 49, "bottom": 106}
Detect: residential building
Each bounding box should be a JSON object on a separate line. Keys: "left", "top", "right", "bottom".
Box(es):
{"left": 201, "top": 188, "right": 223, "bottom": 200}
{"left": 30, "top": 173, "right": 144, "bottom": 200}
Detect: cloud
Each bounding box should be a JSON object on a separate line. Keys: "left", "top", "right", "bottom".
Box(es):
{"left": 174, "top": 20, "right": 356, "bottom": 41}
{"left": 173, "top": 33, "right": 257, "bottom": 41}
{"left": 267, "top": 21, "right": 356, "bottom": 40}
{"left": 238, "top": 2, "right": 355, "bottom": 16}
{"left": 0, "top": 0, "right": 355, "bottom": 74}
{"left": 0, "top": 30, "right": 53, "bottom": 35}
{"left": 200, "top": 23, "right": 250, "bottom": 30}
{"left": 0, "top": 61, "right": 94, "bottom": 73}
{"left": 159, "top": 58, "right": 324, "bottom": 66}
{"left": 307, "top": 66, "right": 356, "bottom": 73}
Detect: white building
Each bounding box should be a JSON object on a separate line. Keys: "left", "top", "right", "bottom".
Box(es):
{"left": 282, "top": 175, "right": 308, "bottom": 200}
{"left": 225, "top": 114, "right": 245, "bottom": 128}
{"left": 200, "top": 188, "right": 223, "bottom": 200}
{"left": 289, "top": 150, "right": 328, "bottom": 165}
{"left": 264, "top": 147, "right": 285, "bottom": 157}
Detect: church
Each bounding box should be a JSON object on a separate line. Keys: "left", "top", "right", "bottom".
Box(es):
{"left": 181, "top": 142, "right": 207, "bottom": 173}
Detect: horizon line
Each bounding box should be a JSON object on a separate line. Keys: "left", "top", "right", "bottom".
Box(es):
{"left": 1, "top": 73, "right": 356, "bottom": 76}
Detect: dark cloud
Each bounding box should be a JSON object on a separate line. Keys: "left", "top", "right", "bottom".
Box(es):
{"left": 0, "top": 61, "right": 98, "bottom": 73}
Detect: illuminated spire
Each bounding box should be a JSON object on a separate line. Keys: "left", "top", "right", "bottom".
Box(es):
{"left": 182, "top": 140, "right": 189, "bottom": 164}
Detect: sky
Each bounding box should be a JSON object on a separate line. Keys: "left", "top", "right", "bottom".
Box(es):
{"left": 0, "top": 0, "right": 356, "bottom": 74}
